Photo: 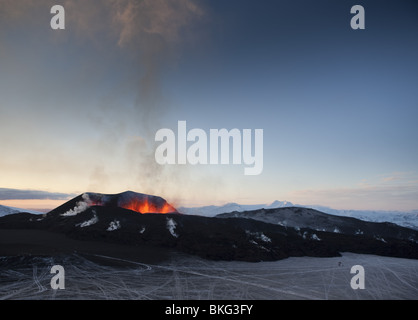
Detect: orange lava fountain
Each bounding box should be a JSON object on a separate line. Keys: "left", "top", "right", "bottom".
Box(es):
{"left": 120, "top": 196, "right": 177, "bottom": 214}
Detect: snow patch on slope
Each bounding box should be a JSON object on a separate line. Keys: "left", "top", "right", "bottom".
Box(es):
{"left": 246, "top": 231, "right": 271, "bottom": 243}
{"left": 77, "top": 215, "right": 98, "bottom": 228}
{"left": 302, "top": 231, "right": 321, "bottom": 241}
{"left": 166, "top": 218, "right": 178, "bottom": 238}
{"left": 107, "top": 220, "right": 121, "bottom": 232}
{"left": 311, "top": 234, "right": 321, "bottom": 241}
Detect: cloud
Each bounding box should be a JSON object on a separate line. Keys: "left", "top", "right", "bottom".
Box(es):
{"left": 0, "top": 188, "right": 75, "bottom": 201}
{"left": 0, "top": 0, "right": 47, "bottom": 21}
{"left": 109, "top": 0, "right": 204, "bottom": 46}
{"left": 0, "top": 0, "right": 204, "bottom": 45}
{"left": 379, "top": 171, "right": 417, "bottom": 183}
{"left": 0, "top": 0, "right": 206, "bottom": 196}
{"left": 0, "top": 0, "right": 206, "bottom": 122}
{"left": 287, "top": 174, "right": 418, "bottom": 211}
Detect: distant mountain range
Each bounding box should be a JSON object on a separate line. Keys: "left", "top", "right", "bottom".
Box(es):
{"left": 3, "top": 199, "right": 418, "bottom": 231}
{"left": 217, "top": 207, "right": 418, "bottom": 242}
{"left": 179, "top": 201, "right": 418, "bottom": 230}
{"left": 178, "top": 201, "right": 294, "bottom": 217}
{"left": 0, "top": 205, "right": 42, "bottom": 217}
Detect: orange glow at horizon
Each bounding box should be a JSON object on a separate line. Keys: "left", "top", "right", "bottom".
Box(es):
{"left": 0, "top": 199, "right": 67, "bottom": 212}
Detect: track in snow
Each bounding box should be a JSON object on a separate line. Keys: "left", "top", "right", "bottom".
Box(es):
{"left": 0, "top": 253, "right": 417, "bottom": 300}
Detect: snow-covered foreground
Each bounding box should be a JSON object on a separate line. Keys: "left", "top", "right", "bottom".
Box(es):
{"left": 0, "top": 253, "right": 417, "bottom": 300}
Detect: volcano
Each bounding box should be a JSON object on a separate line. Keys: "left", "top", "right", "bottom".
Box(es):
{"left": 1, "top": 191, "right": 418, "bottom": 263}
{"left": 48, "top": 191, "right": 178, "bottom": 216}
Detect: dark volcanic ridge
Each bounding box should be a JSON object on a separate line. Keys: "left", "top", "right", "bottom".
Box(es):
{"left": 1, "top": 192, "right": 418, "bottom": 262}
{"left": 217, "top": 207, "right": 418, "bottom": 243}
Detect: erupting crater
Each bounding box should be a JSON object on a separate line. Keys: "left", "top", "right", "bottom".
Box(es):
{"left": 117, "top": 192, "right": 177, "bottom": 214}
{"left": 89, "top": 191, "right": 177, "bottom": 214}
{"left": 61, "top": 191, "right": 178, "bottom": 216}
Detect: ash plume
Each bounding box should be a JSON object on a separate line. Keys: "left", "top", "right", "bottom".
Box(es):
{"left": 0, "top": 0, "right": 206, "bottom": 195}
{"left": 61, "top": 193, "right": 93, "bottom": 216}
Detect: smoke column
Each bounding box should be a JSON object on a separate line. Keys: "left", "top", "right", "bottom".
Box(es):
{"left": 0, "top": 0, "right": 206, "bottom": 197}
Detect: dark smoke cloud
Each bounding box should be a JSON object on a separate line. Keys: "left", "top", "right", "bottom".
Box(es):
{"left": 0, "top": 188, "right": 75, "bottom": 200}
{"left": 0, "top": 0, "right": 206, "bottom": 196}
{"left": 106, "top": 0, "right": 205, "bottom": 131}
{"left": 0, "top": 0, "right": 205, "bottom": 115}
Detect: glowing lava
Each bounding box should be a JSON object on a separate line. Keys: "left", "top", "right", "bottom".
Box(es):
{"left": 120, "top": 196, "right": 176, "bottom": 214}
{"left": 78, "top": 191, "right": 178, "bottom": 215}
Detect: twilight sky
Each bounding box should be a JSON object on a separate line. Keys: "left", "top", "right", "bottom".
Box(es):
{"left": 1, "top": 0, "right": 418, "bottom": 211}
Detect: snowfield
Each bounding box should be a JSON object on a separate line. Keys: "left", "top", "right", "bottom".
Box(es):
{"left": 0, "top": 253, "right": 417, "bottom": 300}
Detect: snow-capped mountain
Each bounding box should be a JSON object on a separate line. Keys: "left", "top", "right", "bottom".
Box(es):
{"left": 178, "top": 200, "right": 294, "bottom": 217}
{"left": 179, "top": 201, "right": 418, "bottom": 230}
{"left": 0, "top": 205, "right": 42, "bottom": 217}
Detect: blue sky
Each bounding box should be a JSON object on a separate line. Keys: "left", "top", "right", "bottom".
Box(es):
{"left": 0, "top": 0, "right": 417, "bottom": 211}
